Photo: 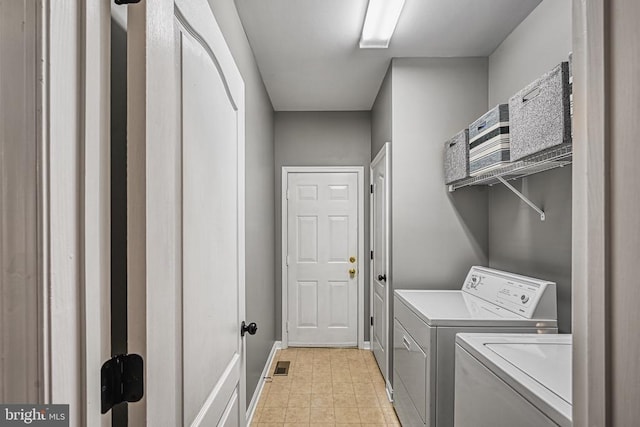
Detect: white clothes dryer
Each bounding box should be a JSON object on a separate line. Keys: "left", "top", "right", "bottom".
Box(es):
{"left": 454, "top": 333, "right": 572, "bottom": 427}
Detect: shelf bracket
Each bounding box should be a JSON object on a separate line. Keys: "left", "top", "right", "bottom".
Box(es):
{"left": 496, "top": 176, "right": 545, "bottom": 221}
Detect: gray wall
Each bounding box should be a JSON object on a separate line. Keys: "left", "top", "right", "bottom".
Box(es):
{"left": 488, "top": 0, "right": 572, "bottom": 107}
{"left": 371, "top": 66, "right": 392, "bottom": 160}
{"left": 207, "top": 0, "right": 276, "bottom": 406}
{"left": 274, "top": 111, "right": 372, "bottom": 340}
{"left": 487, "top": 0, "right": 572, "bottom": 332}
{"left": 390, "top": 58, "right": 490, "bottom": 290}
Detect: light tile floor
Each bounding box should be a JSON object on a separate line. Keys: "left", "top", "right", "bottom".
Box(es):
{"left": 250, "top": 347, "right": 401, "bottom": 427}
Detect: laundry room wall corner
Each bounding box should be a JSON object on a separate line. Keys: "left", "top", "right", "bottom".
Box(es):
{"left": 371, "top": 65, "right": 392, "bottom": 161}
{"left": 487, "top": 0, "right": 573, "bottom": 333}
{"left": 390, "top": 57, "right": 490, "bottom": 290}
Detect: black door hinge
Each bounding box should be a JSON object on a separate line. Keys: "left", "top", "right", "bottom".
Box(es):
{"left": 370, "top": 251, "right": 373, "bottom": 260}
{"left": 370, "top": 184, "right": 374, "bottom": 194}
{"left": 370, "top": 316, "right": 374, "bottom": 326}
{"left": 114, "top": 0, "right": 140, "bottom": 5}
{"left": 101, "top": 354, "right": 144, "bottom": 414}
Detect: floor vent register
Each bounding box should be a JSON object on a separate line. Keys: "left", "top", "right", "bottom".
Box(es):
{"left": 273, "top": 361, "right": 290, "bottom": 376}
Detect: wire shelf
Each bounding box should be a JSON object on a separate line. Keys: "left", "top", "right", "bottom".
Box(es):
{"left": 448, "top": 144, "right": 573, "bottom": 192}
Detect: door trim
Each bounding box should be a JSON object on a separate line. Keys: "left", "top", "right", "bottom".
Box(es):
{"left": 572, "top": 1, "right": 609, "bottom": 425}
{"left": 369, "top": 142, "right": 391, "bottom": 394}
{"left": 281, "top": 166, "right": 365, "bottom": 349}
{"left": 34, "top": 0, "right": 111, "bottom": 424}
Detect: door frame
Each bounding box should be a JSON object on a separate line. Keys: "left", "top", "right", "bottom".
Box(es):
{"left": 34, "top": 0, "right": 111, "bottom": 425}
{"left": 281, "top": 166, "right": 366, "bottom": 349}
{"left": 571, "top": 0, "right": 608, "bottom": 425}
{"left": 369, "top": 142, "right": 391, "bottom": 393}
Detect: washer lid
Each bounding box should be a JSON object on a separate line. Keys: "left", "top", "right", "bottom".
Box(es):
{"left": 394, "top": 290, "right": 557, "bottom": 327}
{"left": 456, "top": 333, "right": 572, "bottom": 427}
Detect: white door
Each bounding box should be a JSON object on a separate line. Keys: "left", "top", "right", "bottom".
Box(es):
{"left": 286, "top": 171, "right": 359, "bottom": 346}
{"left": 370, "top": 143, "right": 390, "bottom": 389}
{"left": 127, "top": 1, "right": 246, "bottom": 426}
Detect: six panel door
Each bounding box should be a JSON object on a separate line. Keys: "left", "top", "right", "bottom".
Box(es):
{"left": 286, "top": 172, "right": 359, "bottom": 346}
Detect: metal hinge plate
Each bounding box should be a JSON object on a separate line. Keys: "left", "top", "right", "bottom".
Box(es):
{"left": 101, "top": 354, "right": 144, "bottom": 414}
{"left": 370, "top": 316, "right": 374, "bottom": 326}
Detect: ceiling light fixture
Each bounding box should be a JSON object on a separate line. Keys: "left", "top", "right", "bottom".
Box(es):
{"left": 359, "top": 0, "right": 406, "bottom": 49}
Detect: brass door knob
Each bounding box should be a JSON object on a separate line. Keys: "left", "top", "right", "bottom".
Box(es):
{"left": 349, "top": 268, "right": 356, "bottom": 276}
{"left": 349, "top": 256, "right": 356, "bottom": 263}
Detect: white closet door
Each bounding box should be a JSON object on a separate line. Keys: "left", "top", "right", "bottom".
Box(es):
{"left": 127, "top": 0, "right": 246, "bottom": 425}
{"left": 370, "top": 143, "right": 391, "bottom": 390}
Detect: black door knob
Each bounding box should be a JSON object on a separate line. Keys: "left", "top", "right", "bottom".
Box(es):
{"left": 377, "top": 274, "right": 386, "bottom": 282}
{"left": 241, "top": 321, "right": 258, "bottom": 337}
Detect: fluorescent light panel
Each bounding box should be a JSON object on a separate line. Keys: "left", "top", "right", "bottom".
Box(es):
{"left": 359, "top": 0, "right": 406, "bottom": 49}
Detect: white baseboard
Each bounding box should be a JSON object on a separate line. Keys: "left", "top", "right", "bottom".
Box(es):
{"left": 386, "top": 380, "right": 394, "bottom": 403}
{"left": 287, "top": 342, "right": 357, "bottom": 348}
{"left": 246, "top": 340, "right": 281, "bottom": 424}
{"left": 362, "top": 341, "right": 371, "bottom": 350}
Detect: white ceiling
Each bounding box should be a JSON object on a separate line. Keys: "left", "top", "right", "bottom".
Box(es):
{"left": 235, "top": 0, "right": 542, "bottom": 111}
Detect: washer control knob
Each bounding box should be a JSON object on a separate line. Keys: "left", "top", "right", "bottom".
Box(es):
{"left": 469, "top": 275, "right": 480, "bottom": 288}
{"left": 521, "top": 294, "right": 530, "bottom": 304}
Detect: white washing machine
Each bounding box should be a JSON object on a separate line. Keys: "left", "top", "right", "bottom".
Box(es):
{"left": 454, "top": 333, "right": 572, "bottom": 427}
{"left": 392, "top": 266, "right": 558, "bottom": 427}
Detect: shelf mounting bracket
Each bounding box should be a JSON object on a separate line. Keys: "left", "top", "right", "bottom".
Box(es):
{"left": 496, "top": 176, "right": 545, "bottom": 221}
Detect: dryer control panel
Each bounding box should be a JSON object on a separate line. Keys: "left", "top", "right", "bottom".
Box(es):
{"left": 462, "top": 266, "right": 557, "bottom": 319}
